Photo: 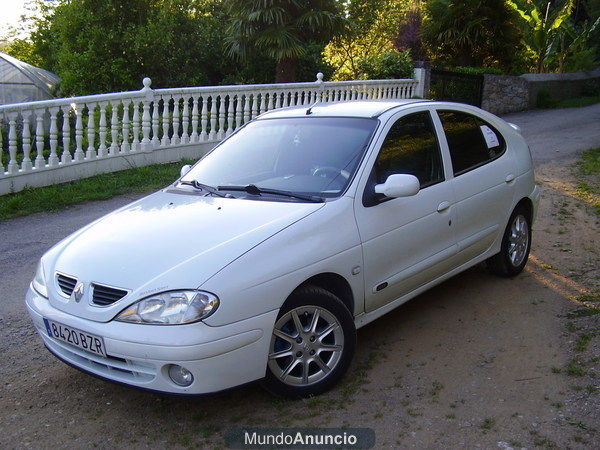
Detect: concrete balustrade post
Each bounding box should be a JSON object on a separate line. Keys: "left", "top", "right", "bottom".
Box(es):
{"left": 98, "top": 102, "right": 108, "bottom": 157}
{"left": 21, "top": 111, "right": 32, "bottom": 171}
{"left": 34, "top": 110, "right": 45, "bottom": 168}
{"left": 121, "top": 100, "right": 131, "bottom": 154}
{"left": 190, "top": 96, "right": 199, "bottom": 142}
{"left": 151, "top": 100, "right": 160, "bottom": 148}
{"left": 74, "top": 105, "right": 84, "bottom": 161}
{"left": 61, "top": 105, "right": 72, "bottom": 164}
{"left": 48, "top": 107, "right": 60, "bottom": 166}
{"left": 86, "top": 103, "right": 96, "bottom": 159}
{"left": 110, "top": 102, "right": 120, "bottom": 155}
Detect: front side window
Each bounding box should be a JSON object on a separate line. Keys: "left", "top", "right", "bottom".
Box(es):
{"left": 181, "top": 117, "right": 377, "bottom": 199}
{"left": 437, "top": 110, "right": 505, "bottom": 176}
{"left": 373, "top": 111, "right": 444, "bottom": 188}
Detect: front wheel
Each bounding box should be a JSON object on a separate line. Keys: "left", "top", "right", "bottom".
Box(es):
{"left": 262, "top": 285, "right": 356, "bottom": 398}
{"left": 487, "top": 205, "right": 532, "bottom": 277}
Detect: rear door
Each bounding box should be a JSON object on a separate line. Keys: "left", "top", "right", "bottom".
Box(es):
{"left": 434, "top": 109, "right": 516, "bottom": 264}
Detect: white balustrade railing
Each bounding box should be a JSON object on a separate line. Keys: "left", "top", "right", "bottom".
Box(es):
{"left": 0, "top": 69, "right": 426, "bottom": 194}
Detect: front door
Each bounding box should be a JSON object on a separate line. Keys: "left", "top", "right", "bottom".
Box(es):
{"left": 354, "top": 109, "right": 457, "bottom": 313}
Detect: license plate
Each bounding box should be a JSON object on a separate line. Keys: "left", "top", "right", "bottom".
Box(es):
{"left": 43, "top": 318, "right": 107, "bottom": 357}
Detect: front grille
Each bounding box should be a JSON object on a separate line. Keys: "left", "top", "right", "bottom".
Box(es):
{"left": 91, "top": 283, "right": 128, "bottom": 306}
{"left": 57, "top": 274, "right": 77, "bottom": 296}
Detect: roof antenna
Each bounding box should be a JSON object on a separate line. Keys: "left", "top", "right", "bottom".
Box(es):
{"left": 306, "top": 72, "right": 324, "bottom": 115}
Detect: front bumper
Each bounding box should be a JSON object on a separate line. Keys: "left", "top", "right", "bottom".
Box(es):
{"left": 26, "top": 286, "right": 278, "bottom": 394}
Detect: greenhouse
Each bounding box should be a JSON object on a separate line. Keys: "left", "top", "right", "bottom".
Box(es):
{"left": 0, "top": 51, "right": 60, "bottom": 105}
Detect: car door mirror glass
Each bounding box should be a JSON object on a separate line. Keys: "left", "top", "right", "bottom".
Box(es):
{"left": 374, "top": 174, "right": 420, "bottom": 198}
{"left": 180, "top": 164, "right": 192, "bottom": 178}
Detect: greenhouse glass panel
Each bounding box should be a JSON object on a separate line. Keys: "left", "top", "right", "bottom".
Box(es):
{"left": 0, "top": 52, "right": 60, "bottom": 105}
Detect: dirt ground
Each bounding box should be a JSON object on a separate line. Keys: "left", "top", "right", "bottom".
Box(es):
{"left": 0, "top": 106, "right": 598, "bottom": 449}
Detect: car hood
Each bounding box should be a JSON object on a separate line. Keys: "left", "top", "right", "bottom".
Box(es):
{"left": 43, "top": 189, "right": 324, "bottom": 322}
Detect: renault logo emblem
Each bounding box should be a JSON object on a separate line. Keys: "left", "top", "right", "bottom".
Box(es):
{"left": 72, "top": 282, "right": 84, "bottom": 303}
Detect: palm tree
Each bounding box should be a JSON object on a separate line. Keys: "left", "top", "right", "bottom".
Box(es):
{"left": 422, "top": 0, "right": 523, "bottom": 69}
{"left": 225, "top": 0, "right": 344, "bottom": 82}
{"left": 507, "top": 0, "right": 575, "bottom": 73}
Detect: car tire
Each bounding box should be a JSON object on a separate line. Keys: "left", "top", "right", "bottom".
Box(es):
{"left": 487, "top": 205, "right": 532, "bottom": 277}
{"left": 261, "top": 285, "right": 356, "bottom": 398}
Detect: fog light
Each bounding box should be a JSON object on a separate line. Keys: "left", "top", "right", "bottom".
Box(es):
{"left": 168, "top": 364, "right": 194, "bottom": 387}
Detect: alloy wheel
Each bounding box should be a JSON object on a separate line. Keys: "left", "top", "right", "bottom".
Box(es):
{"left": 268, "top": 306, "right": 344, "bottom": 386}
{"left": 508, "top": 214, "right": 529, "bottom": 267}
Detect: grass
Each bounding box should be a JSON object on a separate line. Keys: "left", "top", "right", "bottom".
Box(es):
{"left": 578, "top": 147, "right": 600, "bottom": 175}
{"left": 574, "top": 333, "right": 593, "bottom": 352}
{"left": 576, "top": 290, "right": 600, "bottom": 304}
{"left": 555, "top": 96, "right": 600, "bottom": 108}
{"left": 565, "top": 322, "right": 578, "bottom": 332}
{"left": 564, "top": 358, "right": 587, "bottom": 377}
{"left": 429, "top": 381, "right": 444, "bottom": 399}
{"left": 480, "top": 417, "right": 495, "bottom": 431}
{"left": 566, "top": 308, "right": 600, "bottom": 318}
{"left": 0, "top": 159, "right": 193, "bottom": 220}
{"left": 571, "top": 384, "right": 598, "bottom": 394}
{"left": 566, "top": 419, "right": 591, "bottom": 431}
{"left": 533, "top": 436, "right": 558, "bottom": 448}
{"left": 574, "top": 147, "right": 600, "bottom": 215}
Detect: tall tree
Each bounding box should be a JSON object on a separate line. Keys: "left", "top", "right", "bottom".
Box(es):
{"left": 394, "top": 5, "right": 426, "bottom": 61}
{"left": 323, "top": 0, "right": 408, "bottom": 80}
{"left": 422, "top": 0, "right": 524, "bottom": 70}
{"left": 28, "top": 0, "right": 235, "bottom": 95}
{"left": 225, "top": 0, "right": 344, "bottom": 82}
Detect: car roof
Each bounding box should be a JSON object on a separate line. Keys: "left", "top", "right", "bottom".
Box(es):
{"left": 258, "top": 99, "right": 433, "bottom": 119}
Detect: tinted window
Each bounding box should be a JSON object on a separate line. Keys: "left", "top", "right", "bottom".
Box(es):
{"left": 438, "top": 110, "right": 505, "bottom": 175}
{"left": 373, "top": 111, "right": 444, "bottom": 188}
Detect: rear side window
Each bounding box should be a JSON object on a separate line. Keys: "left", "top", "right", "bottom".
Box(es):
{"left": 437, "top": 110, "right": 505, "bottom": 176}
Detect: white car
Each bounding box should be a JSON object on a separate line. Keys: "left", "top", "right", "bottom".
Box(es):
{"left": 26, "top": 100, "right": 539, "bottom": 398}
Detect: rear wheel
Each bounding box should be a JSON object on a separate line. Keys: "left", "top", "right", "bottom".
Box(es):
{"left": 262, "top": 285, "right": 356, "bottom": 398}
{"left": 487, "top": 205, "right": 531, "bottom": 277}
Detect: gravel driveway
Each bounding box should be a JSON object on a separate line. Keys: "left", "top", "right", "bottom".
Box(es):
{"left": 1, "top": 103, "right": 598, "bottom": 449}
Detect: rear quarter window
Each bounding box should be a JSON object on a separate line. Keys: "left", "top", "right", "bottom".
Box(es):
{"left": 437, "top": 110, "right": 506, "bottom": 176}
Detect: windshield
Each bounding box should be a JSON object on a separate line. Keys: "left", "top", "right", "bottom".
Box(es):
{"left": 181, "top": 117, "right": 378, "bottom": 199}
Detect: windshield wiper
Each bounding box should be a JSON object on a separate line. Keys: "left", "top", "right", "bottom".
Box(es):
{"left": 217, "top": 184, "right": 324, "bottom": 203}
{"left": 179, "top": 180, "right": 231, "bottom": 198}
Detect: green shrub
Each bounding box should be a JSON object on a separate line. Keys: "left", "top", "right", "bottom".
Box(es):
{"left": 581, "top": 79, "right": 600, "bottom": 97}
{"left": 563, "top": 48, "right": 599, "bottom": 73}
{"left": 357, "top": 50, "right": 413, "bottom": 80}
{"left": 452, "top": 66, "right": 504, "bottom": 75}
{"left": 537, "top": 90, "right": 558, "bottom": 108}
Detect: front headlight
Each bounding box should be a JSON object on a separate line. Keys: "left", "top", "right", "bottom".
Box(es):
{"left": 32, "top": 261, "right": 48, "bottom": 298}
{"left": 115, "top": 290, "right": 219, "bottom": 325}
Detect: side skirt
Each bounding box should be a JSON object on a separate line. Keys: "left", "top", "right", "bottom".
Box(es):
{"left": 353, "top": 248, "right": 496, "bottom": 330}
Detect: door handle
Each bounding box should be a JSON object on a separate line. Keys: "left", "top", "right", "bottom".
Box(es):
{"left": 437, "top": 201, "right": 451, "bottom": 212}
{"left": 505, "top": 173, "right": 516, "bottom": 183}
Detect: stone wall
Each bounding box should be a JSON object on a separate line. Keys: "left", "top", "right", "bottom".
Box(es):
{"left": 481, "top": 74, "right": 529, "bottom": 115}
{"left": 521, "top": 69, "right": 600, "bottom": 107}
{"left": 479, "top": 68, "right": 600, "bottom": 115}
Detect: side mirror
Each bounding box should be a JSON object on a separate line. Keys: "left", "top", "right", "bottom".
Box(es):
{"left": 180, "top": 164, "right": 192, "bottom": 178}
{"left": 374, "top": 174, "right": 420, "bottom": 198}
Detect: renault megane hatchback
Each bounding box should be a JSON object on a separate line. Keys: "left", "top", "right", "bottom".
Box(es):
{"left": 26, "top": 100, "right": 539, "bottom": 398}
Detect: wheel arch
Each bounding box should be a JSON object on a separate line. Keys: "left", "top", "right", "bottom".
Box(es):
{"left": 292, "top": 272, "right": 355, "bottom": 315}
{"left": 514, "top": 196, "right": 533, "bottom": 222}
